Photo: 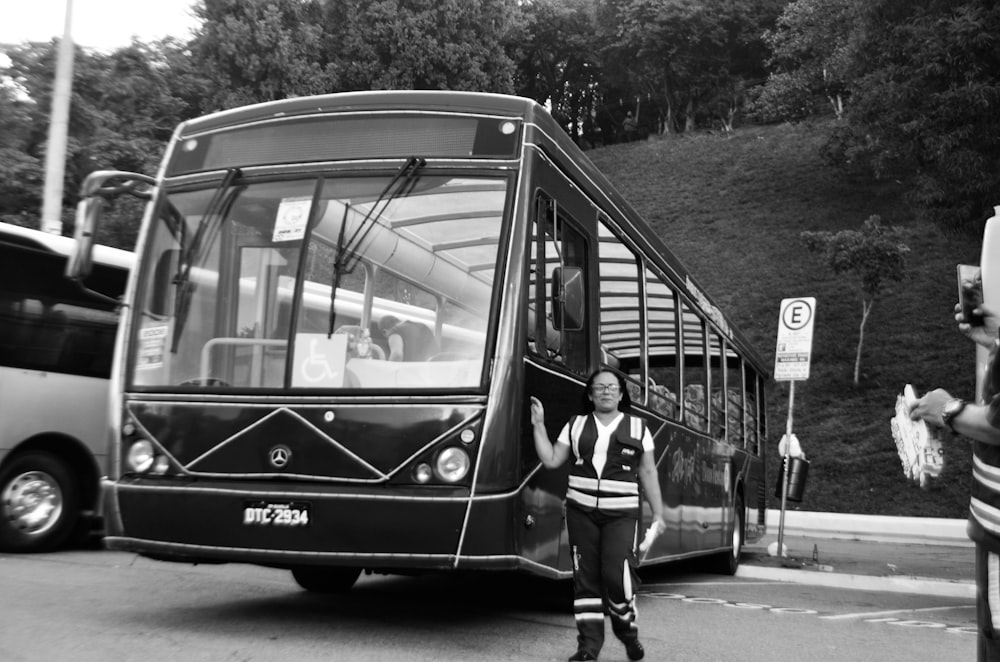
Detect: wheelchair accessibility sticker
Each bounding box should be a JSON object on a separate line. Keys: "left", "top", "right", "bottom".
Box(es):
{"left": 293, "top": 333, "right": 348, "bottom": 387}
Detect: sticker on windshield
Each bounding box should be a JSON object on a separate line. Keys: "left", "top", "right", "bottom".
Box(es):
{"left": 273, "top": 197, "right": 312, "bottom": 242}
{"left": 138, "top": 324, "right": 169, "bottom": 369}
{"left": 292, "top": 333, "right": 348, "bottom": 387}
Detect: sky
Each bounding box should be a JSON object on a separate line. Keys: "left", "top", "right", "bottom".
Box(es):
{"left": 1, "top": 0, "right": 201, "bottom": 52}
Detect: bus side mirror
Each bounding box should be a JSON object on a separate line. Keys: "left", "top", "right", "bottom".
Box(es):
{"left": 66, "top": 196, "right": 102, "bottom": 281}
{"left": 66, "top": 170, "right": 156, "bottom": 281}
{"left": 551, "top": 266, "right": 584, "bottom": 331}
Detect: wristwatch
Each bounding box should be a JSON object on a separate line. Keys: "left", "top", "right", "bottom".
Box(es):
{"left": 942, "top": 398, "right": 967, "bottom": 431}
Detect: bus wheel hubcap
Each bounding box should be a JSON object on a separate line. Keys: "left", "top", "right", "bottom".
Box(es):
{"left": 2, "top": 471, "right": 62, "bottom": 536}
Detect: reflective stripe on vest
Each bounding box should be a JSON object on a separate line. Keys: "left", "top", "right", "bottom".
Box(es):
{"left": 973, "top": 450, "right": 1000, "bottom": 544}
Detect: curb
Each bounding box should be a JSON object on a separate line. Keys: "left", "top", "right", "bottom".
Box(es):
{"left": 736, "top": 564, "right": 975, "bottom": 600}
{"left": 765, "top": 510, "right": 972, "bottom": 546}
{"left": 738, "top": 511, "right": 975, "bottom": 598}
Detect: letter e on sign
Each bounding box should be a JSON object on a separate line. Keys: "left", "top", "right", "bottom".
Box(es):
{"left": 774, "top": 298, "right": 816, "bottom": 382}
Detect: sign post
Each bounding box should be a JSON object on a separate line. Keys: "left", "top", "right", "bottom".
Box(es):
{"left": 773, "top": 297, "right": 816, "bottom": 556}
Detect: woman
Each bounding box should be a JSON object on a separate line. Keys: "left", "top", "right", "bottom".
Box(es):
{"left": 530, "top": 369, "right": 665, "bottom": 662}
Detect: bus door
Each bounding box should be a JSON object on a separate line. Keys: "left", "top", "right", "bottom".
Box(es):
{"left": 520, "top": 156, "right": 594, "bottom": 572}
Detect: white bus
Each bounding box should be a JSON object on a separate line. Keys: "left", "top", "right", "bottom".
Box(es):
{"left": 0, "top": 222, "right": 131, "bottom": 552}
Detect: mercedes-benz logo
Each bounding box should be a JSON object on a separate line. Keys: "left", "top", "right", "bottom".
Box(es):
{"left": 269, "top": 445, "right": 292, "bottom": 468}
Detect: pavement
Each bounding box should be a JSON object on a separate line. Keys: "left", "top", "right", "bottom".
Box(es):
{"left": 736, "top": 510, "right": 976, "bottom": 599}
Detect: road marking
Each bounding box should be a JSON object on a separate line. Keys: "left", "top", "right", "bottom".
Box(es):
{"left": 821, "top": 605, "right": 975, "bottom": 620}
{"left": 641, "top": 590, "right": 975, "bottom": 636}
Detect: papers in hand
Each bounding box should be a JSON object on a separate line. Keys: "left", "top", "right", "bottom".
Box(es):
{"left": 890, "top": 384, "right": 944, "bottom": 488}
{"left": 638, "top": 519, "right": 666, "bottom": 560}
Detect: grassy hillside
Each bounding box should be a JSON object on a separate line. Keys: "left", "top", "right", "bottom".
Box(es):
{"left": 586, "top": 121, "right": 984, "bottom": 518}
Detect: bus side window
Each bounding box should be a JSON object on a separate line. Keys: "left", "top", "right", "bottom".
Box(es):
{"left": 745, "top": 368, "right": 761, "bottom": 453}
{"left": 647, "top": 373, "right": 678, "bottom": 419}
{"left": 529, "top": 195, "right": 587, "bottom": 374}
{"left": 724, "top": 352, "right": 745, "bottom": 446}
{"left": 709, "top": 330, "right": 726, "bottom": 439}
{"left": 646, "top": 270, "right": 681, "bottom": 422}
{"left": 681, "top": 301, "right": 709, "bottom": 433}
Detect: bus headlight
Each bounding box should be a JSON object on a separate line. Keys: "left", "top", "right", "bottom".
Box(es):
{"left": 436, "top": 447, "right": 470, "bottom": 483}
{"left": 127, "top": 440, "right": 155, "bottom": 473}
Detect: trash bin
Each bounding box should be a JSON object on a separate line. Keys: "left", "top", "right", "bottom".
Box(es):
{"left": 774, "top": 456, "right": 809, "bottom": 503}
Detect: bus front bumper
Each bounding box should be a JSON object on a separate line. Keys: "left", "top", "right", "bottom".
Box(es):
{"left": 99, "top": 477, "right": 530, "bottom": 572}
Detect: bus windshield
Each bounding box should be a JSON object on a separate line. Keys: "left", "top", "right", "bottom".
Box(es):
{"left": 130, "top": 173, "right": 508, "bottom": 391}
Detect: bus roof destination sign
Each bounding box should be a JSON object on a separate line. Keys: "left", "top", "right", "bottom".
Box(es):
{"left": 774, "top": 297, "right": 816, "bottom": 382}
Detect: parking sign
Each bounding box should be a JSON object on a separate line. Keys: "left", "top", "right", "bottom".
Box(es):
{"left": 774, "top": 298, "right": 816, "bottom": 381}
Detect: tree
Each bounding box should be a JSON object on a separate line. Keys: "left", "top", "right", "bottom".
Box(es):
{"left": 825, "top": 0, "right": 1000, "bottom": 232}
{"left": 749, "top": 0, "right": 858, "bottom": 123}
{"left": 514, "top": 0, "right": 600, "bottom": 141}
{"left": 193, "top": 0, "right": 335, "bottom": 108}
{"left": 616, "top": 0, "right": 779, "bottom": 133}
{"left": 331, "top": 0, "right": 520, "bottom": 93}
{"left": 0, "top": 39, "right": 208, "bottom": 246}
{"left": 801, "top": 216, "right": 909, "bottom": 386}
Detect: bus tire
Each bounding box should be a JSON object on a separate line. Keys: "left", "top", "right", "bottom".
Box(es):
{"left": 291, "top": 566, "right": 361, "bottom": 593}
{"left": 713, "top": 495, "right": 744, "bottom": 575}
{"left": 0, "top": 451, "right": 80, "bottom": 553}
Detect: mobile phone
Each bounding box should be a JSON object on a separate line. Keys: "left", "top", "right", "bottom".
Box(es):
{"left": 957, "top": 264, "right": 984, "bottom": 326}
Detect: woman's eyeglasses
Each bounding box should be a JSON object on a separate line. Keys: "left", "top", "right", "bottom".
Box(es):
{"left": 591, "top": 383, "right": 620, "bottom": 394}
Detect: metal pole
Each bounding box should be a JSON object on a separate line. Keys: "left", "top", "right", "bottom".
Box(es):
{"left": 41, "top": 0, "right": 75, "bottom": 235}
{"left": 777, "top": 380, "right": 795, "bottom": 556}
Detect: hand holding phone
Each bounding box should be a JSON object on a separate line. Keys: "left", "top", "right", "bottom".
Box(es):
{"left": 957, "top": 264, "right": 984, "bottom": 326}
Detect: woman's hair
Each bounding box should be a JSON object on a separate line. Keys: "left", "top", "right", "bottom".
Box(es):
{"left": 581, "top": 369, "right": 632, "bottom": 413}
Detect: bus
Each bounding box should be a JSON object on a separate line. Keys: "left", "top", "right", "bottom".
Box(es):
{"left": 0, "top": 222, "right": 131, "bottom": 552}
{"left": 67, "top": 91, "right": 769, "bottom": 590}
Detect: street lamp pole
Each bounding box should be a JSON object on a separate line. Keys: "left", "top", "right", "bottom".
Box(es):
{"left": 41, "top": 0, "right": 75, "bottom": 235}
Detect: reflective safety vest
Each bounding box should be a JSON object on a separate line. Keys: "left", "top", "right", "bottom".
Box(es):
{"left": 566, "top": 414, "right": 646, "bottom": 514}
{"left": 971, "top": 352, "right": 1000, "bottom": 553}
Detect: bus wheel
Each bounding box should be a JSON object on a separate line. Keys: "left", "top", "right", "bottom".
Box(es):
{"left": 0, "top": 451, "right": 80, "bottom": 553}
{"left": 713, "top": 496, "right": 744, "bottom": 575}
{"left": 291, "top": 566, "right": 361, "bottom": 593}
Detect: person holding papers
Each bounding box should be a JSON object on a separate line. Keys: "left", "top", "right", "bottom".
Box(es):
{"left": 530, "top": 369, "right": 665, "bottom": 662}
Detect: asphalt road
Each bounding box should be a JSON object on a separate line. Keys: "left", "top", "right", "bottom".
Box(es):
{"left": 0, "top": 548, "right": 976, "bottom": 662}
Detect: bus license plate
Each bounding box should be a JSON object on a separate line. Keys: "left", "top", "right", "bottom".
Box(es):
{"left": 243, "top": 501, "right": 311, "bottom": 527}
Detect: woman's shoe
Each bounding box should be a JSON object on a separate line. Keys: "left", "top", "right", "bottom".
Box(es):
{"left": 624, "top": 639, "right": 645, "bottom": 661}
{"left": 568, "top": 651, "right": 597, "bottom": 661}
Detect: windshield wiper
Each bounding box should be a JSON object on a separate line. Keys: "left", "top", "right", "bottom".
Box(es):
{"left": 326, "top": 157, "right": 425, "bottom": 334}
{"left": 342, "top": 156, "right": 425, "bottom": 273}
{"left": 172, "top": 168, "right": 241, "bottom": 352}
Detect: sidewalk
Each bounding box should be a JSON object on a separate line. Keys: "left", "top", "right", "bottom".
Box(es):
{"left": 736, "top": 511, "right": 976, "bottom": 599}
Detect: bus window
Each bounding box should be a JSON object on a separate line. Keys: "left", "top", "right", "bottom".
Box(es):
{"left": 0, "top": 266, "right": 122, "bottom": 379}
{"left": 132, "top": 174, "right": 503, "bottom": 390}
{"left": 646, "top": 271, "right": 680, "bottom": 420}
{"left": 745, "top": 367, "right": 761, "bottom": 453}
{"left": 724, "top": 350, "right": 745, "bottom": 446}
{"left": 709, "top": 330, "right": 726, "bottom": 439}
{"left": 682, "top": 301, "right": 708, "bottom": 433}
{"left": 529, "top": 195, "right": 588, "bottom": 375}
{"left": 597, "top": 219, "right": 644, "bottom": 402}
